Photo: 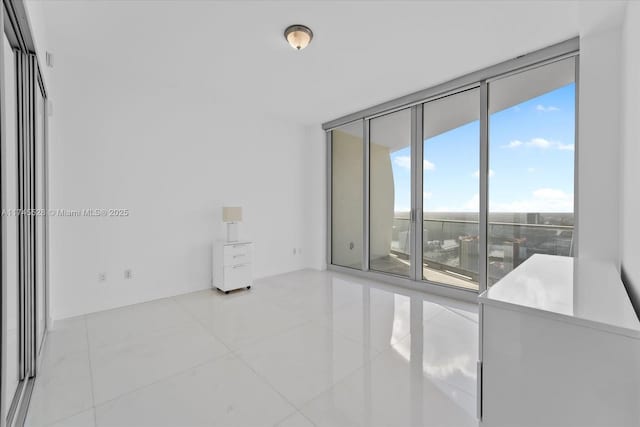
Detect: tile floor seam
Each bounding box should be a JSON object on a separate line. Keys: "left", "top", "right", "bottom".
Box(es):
{"left": 273, "top": 409, "right": 318, "bottom": 427}
{"left": 441, "top": 306, "right": 479, "bottom": 324}
{"left": 318, "top": 321, "right": 396, "bottom": 356}
{"left": 84, "top": 316, "right": 98, "bottom": 427}
{"left": 85, "top": 316, "right": 199, "bottom": 352}
{"left": 41, "top": 407, "right": 92, "bottom": 427}
{"left": 91, "top": 351, "right": 231, "bottom": 411}
{"left": 232, "top": 331, "right": 382, "bottom": 415}
{"left": 86, "top": 320, "right": 220, "bottom": 357}
{"left": 228, "top": 347, "right": 303, "bottom": 418}
{"left": 296, "top": 410, "right": 318, "bottom": 427}
{"left": 217, "top": 314, "right": 318, "bottom": 351}
{"left": 171, "top": 297, "right": 239, "bottom": 353}
{"left": 296, "top": 340, "right": 406, "bottom": 415}
{"left": 227, "top": 313, "right": 342, "bottom": 353}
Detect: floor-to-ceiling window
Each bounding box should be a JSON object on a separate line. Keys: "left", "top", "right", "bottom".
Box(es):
{"left": 488, "top": 57, "right": 575, "bottom": 286}
{"left": 326, "top": 40, "right": 577, "bottom": 296}
{"left": 331, "top": 121, "right": 363, "bottom": 269}
{"left": 369, "top": 108, "right": 412, "bottom": 277}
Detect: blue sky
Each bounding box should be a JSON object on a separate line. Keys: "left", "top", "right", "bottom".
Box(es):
{"left": 390, "top": 83, "right": 575, "bottom": 213}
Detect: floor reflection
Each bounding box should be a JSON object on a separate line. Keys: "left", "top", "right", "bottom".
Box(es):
{"left": 308, "top": 273, "right": 478, "bottom": 426}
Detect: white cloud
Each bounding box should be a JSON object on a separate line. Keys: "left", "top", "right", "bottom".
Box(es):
{"left": 463, "top": 193, "right": 480, "bottom": 211}
{"left": 394, "top": 156, "right": 411, "bottom": 169}
{"left": 491, "top": 188, "right": 573, "bottom": 213}
{"left": 503, "top": 140, "right": 523, "bottom": 149}
{"left": 528, "top": 138, "right": 552, "bottom": 148}
{"left": 423, "top": 192, "right": 433, "bottom": 200}
{"left": 527, "top": 167, "right": 536, "bottom": 173}
{"left": 535, "top": 104, "right": 560, "bottom": 112}
{"left": 532, "top": 188, "right": 569, "bottom": 199}
{"left": 503, "top": 137, "right": 573, "bottom": 151}
{"left": 393, "top": 156, "right": 436, "bottom": 171}
{"left": 473, "top": 169, "right": 495, "bottom": 179}
{"left": 557, "top": 143, "right": 575, "bottom": 151}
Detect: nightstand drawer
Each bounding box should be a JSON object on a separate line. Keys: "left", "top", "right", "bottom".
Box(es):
{"left": 223, "top": 264, "right": 252, "bottom": 288}
{"left": 223, "top": 244, "right": 252, "bottom": 266}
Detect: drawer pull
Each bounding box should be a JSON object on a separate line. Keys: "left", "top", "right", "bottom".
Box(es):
{"left": 233, "top": 254, "right": 244, "bottom": 258}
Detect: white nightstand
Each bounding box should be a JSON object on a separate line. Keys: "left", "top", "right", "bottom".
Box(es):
{"left": 213, "top": 240, "right": 253, "bottom": 293}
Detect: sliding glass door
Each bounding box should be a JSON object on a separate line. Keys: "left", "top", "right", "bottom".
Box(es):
{"left": 327, "top": 44, "right": 577, "bottom": 296}
{"left": 422, "top": 88, "right": 480, "bottom": 290}
{"left": 369, "top": 108, "right": 412, "bottom": 277}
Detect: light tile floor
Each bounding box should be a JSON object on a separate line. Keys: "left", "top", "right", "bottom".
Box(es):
{"left": 26, "top": 269, "right": 479, "bottom": 427}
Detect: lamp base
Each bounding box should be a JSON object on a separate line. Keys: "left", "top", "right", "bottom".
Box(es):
{"left": 226, "top": 222, "right": 239, "bottom": 242}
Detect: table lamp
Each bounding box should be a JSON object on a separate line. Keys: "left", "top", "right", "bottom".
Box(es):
{"left": 222, "top": 206, "right": 242, "bottom": 242}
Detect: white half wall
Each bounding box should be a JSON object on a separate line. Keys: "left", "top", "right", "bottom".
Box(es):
{"left": 621, "top": 1, "right": 640, "bottom": 313}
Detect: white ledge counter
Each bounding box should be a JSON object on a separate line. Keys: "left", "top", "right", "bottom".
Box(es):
{"left": 478, "top": 254, "right": 640, "bottom": 427}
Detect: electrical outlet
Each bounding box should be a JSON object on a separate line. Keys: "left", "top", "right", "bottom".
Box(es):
{"left": 293, "top": 248, "right": 297, "bottom": 255}
{"left": 124, "top": 269, "right": 132, "bottom": 279}
{"left": 98, "top": 273, "right": 106, "bottom": 282}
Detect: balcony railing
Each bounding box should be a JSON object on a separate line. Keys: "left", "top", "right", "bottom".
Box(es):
{"left": 390, "top": 215, "right": 574, "bottom": 285}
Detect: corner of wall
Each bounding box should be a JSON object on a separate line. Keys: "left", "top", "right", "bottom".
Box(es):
{"left": 302, "top": 124, "right": 327, "bottom": 271}
{"left": 619, "top": 0, "right": 640, "bottom": 316}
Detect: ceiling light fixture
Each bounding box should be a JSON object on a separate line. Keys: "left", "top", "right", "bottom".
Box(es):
{"left": 284, "top": 25, "right": 313, "bottom": 50}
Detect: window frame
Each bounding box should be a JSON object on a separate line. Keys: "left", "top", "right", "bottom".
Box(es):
{"left": 324, "top": 38, "right": 579, "bottom": 301}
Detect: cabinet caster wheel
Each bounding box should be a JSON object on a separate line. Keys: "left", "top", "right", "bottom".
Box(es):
{"left": 247, "top": 286, "right": 251, "bottom": 290}
{"left": 224, "top": 291, "right": 230, "bottom": 295}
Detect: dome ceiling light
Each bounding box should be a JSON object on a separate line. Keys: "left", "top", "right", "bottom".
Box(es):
{"left": 284, "top": 25, "right": 313, "bottom": 50}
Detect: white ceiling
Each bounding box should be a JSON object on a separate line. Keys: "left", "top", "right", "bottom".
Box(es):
{"left": 31, "top": 1, "right": 590, "bottom": 126}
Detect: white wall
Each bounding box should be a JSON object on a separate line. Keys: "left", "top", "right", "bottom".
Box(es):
{"left": 43, "top": 50, "right": 313, "bottom": 319}
{"left": 576, "top": 26, "right": 622, "bottom": 265}
{"left": 303, "top": 126, "right": 327, "bottom": 271}
{"left": 621, "top": 1, "right": 640, "bottom": 312}
{"left": 24, "top": 0, "right": 51, "bottom": 85}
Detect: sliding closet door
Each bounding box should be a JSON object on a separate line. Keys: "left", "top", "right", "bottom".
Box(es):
{"left": 35, "top": 83, "right": 46, "bottom": 354}
{"left": 3, "top": 32, "right": 21, "bottom": 424}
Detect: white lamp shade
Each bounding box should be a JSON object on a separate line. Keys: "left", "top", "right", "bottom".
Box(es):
{"left": 222, "top": 206, "right": 242, "bottom": 222}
